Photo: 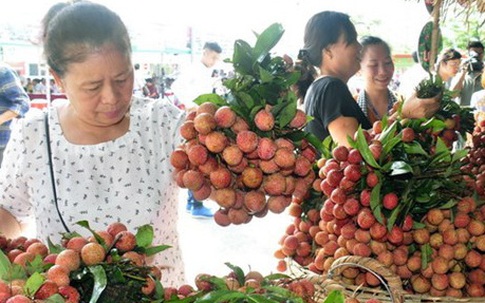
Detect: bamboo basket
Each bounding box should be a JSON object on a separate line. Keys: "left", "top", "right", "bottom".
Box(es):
{"left": 310, "top": 256, "right": 485, "bottom": 303}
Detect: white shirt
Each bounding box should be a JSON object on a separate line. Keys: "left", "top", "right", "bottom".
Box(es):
{"left": 0, "top": 96, "right": 186, "bottom": 286}
{"left": 171, "top": 61, "right": 216, "bottom": 108}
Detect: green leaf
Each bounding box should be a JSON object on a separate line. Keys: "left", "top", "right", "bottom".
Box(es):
{"left": 135, "top": 224, "right": 154, "bottom": 248}
{"left": 233, "top": 40, "right": 254, "bottom": 75}
{"left": 47, "top": 237, "right": 63, "bottom": 254}
{"left": 197, "top": 290, "right": 247, "bottom": 303}
{"left": 224, "top": 262, "right": 246, "bottom": 286}
{"left": 24, "top": 271, "right": 45, "bottom": 297}
{"left": 0, "top": 250, "right": 11, "bottom": 280}
{"left": 277, "top": 101, "right": 297, "bottom": 128}
{"left": 403, "top": 142, "right": 428, "bottom": 156}
{"left": 421, "top": 243, "right": 433, "bottom": 270}
{"left": 236, "top": 91, "right": 255, "bottom": 109}
{"left": 378, "top": 120, "right": 397, "bottom": 146}
{"left": 258, "top": 66, "right": 274, "bottom": 83}
{"left": 193, "top": 93, "right": 226, "bottom": 106}
{"left": 355, "top": 127, "right": 381, "bottom": 169}
{"left": 323, "top": 289, "right": 345, "bottom": 303}
{"left": 421, "top": 118, "right": 446, "bottom": 133}
{"left": 88, "top": 265, "right": 107, "bottom": 303}
{"left": 144, "top": 244, "right": 172, "bottom": 257}
{"left": 76, "top": 220, "right": 106, "bottom": 248}
{"left": 45, "top": 294, "right": 67, "bottom": 303}
{"left": 26, "top": 255, "right": 45, "bottom": 276}
{"left": 370, "top": 182, "right": 384, "bottom": 224}
{"left": 452, "top": 148, "right": 468, "bottom": 162}
{"left": 253, "top": 23, "right": 284, "bottom": 63}
{"left": 382, "top": 136, "right": 403, "bottom": 160}
{"left": 389, "top": 161, "right": 414, "bottom": 176}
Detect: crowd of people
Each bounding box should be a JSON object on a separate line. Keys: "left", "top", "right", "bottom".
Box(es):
{"left": 0, "top": 1, "right": 483, "bottom": 288}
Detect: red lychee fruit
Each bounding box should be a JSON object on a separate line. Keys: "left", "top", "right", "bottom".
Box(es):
{"left": 382, "top": 192, "right": 398, "bottom": 210}
{"left": 58, "top": 285, "right": 81, "bottom": 303}
{"left": 289, "top": 109, "right": 307, "bottom": 129}
{"left": 193, "top": 112, "right": 217, "bottom": 135}
{"left": 81, "top": 242, "right": 106, "bottom": 266}
{"left": 55, "top": 249, "right": 81, "bottom": 272}
{"left": 179, "top": 121, "right": 197, "bottom": 140}
{"left": 34, "top": 280, "right": 59, "bottom": 300}
{"left": 254, "top": 109, "right": 275, "bottom": 131}
{"left": 236, "top": 131, "right": 259, "bottom": 153}
{"left": 332, "top": 146, "right": 349, "bottom": 162}
{"left": 214, "top": 106, "right": 237, "bottom": 128}
{"left": 114, "top": 231, "right": 137, "bottom": 253}
{"left": 222, "top": 145, "right": 244, "bottom": 166}
{"left": 196, "top": 102, "right": 218, "bottom": 116}
{"left": 257, "top": 137, "right": 277, "bottom": 160}
{"left": 244, "top": 190, "right": 267, "bottom": 214}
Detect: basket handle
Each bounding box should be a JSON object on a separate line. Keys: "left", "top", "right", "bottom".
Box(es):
{"left": 327, "top": 256, "right": 404, "bottom": 303}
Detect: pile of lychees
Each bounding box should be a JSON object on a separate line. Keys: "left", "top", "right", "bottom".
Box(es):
{"left": 275, "top": 112, "right": 485, "bottom": 299}
{"left": 0, "top": 222, "right": 164, "bottom": 303}
{"left": 462, "top": 119, "right": 485, "bottom": 197}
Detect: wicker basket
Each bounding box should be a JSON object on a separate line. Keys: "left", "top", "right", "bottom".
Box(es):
{"left": 311, "top": 255, "right": 485, "bottom": 303}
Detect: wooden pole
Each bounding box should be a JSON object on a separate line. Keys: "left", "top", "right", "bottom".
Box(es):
{"left": 429, "top": 0, "right": 443, "bottom": 73}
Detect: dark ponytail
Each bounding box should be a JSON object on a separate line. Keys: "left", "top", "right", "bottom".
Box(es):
{"left": 293, "top": 49, "right": 317, "bottom": 104}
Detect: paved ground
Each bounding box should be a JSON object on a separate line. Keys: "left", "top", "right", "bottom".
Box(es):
{"left": 176, "top": 189, "right": 293, "bottom": 284}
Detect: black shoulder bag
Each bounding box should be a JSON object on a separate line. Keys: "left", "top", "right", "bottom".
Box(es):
{"left": 44, "top": 112, "right": 71, "bottom": 233}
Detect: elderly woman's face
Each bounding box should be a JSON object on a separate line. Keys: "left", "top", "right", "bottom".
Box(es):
{"left": 57, "top": 44, "right": 134, "bottom": 127}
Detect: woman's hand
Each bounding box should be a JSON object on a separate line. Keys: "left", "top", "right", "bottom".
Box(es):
{"left": 0, "top": 208, "right": 22, "bottom": 238}
{"left": 401, "top": 92, "right": 441, "bottom": 119}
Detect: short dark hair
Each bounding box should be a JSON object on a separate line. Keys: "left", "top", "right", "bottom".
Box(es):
{"left": 203, "top": 42, "right": 222, "bottom": 53}
{"left": 134, "top": 63, "right": 140, "bottom": 69}
{"left": 467, "top": 40, "right": 484, "bottom": 50}
{"left": 438, "top": 48, "right": 462, "bottom": 64}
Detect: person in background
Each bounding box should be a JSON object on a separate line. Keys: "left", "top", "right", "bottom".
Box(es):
{"left": 294, "top": 11, "right": 440, "bottom": 147}
{"left": 0, "top": 63, "right": 30, "bottom": 166}
{"left": 171, "top": 41, "right": 222, "bottom": 111}
{"left": 0, "top": 2, "right": 186, "bottom": 286}
{"left": 435, "top": 48, "right": 467, "bottom": 97}
{"left": 143, "top": 77, "right": 160, "bottom": 99}
{"left": 33, "top": 78, "right": 47, "bottom": 93}
{"left": 460, "top": 40, "right": 484, "bottom": 106}
{"left": 133, "top": 63, "right": 146, "bottom": 97}
{"left": 50, "top": 78, "right": 60, "bottom": 94}
{"left": 24, "top": 77, "right": 34, "bottom": 93}
{"left": 171, "top": 41, "right": 223, "bottom": 218}
{"left": 356, "top": 36, "right": 400, "bottom": 124}
{"left": 471, "top": 73, "right": 485, "bottom": 122}
{"left": 398, "top": 50, "right": 428, "bottom": 100}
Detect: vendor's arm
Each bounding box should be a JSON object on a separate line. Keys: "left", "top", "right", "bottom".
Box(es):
{"left": 400, "top": 93, "right": 440, "bottom": 119}
{"left": 328, "top": 116, "right": 359, "bottom": 148}
{"left": 0, "top": 110, "right": 20, "bottom": 125}
{"left": 0, "top": 208, "right": 22, "bottom": 238}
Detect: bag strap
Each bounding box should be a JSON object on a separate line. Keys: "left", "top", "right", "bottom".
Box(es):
{"left": 44, "top": 111, "right": 71, "bottom": 233}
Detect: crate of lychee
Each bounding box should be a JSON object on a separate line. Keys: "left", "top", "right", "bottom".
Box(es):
{"left": 170, "top": 23, "right": 320, "bottom": 226}
{"left": 0, "top": 221, "right": 169, "bottom": 303}
{"left": 274, "top": 77, "right": 485, "bottom": 302}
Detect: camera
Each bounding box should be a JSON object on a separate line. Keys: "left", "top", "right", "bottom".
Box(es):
{"left": 466, "top": 50, "right": 484, "bottom": 72}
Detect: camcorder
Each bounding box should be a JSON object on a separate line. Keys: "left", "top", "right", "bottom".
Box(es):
{"left": 464, "top": 50, "right": 484, "bottom": 72}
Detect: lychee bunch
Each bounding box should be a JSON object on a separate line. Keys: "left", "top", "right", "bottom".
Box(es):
{"left": 0, "top": 221, "right": 166, "bottom": 303}
{"left": 461, "top": 119, "right": 485, "bottom": 197}
{"left": 183, "top": 263, "right": 317, "bottom": 303}
{"left": 171, "top": 102, "right": 317, "bottom": 226}
{"left": 170, "top": 23, "right": 320, "bottom": 226}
